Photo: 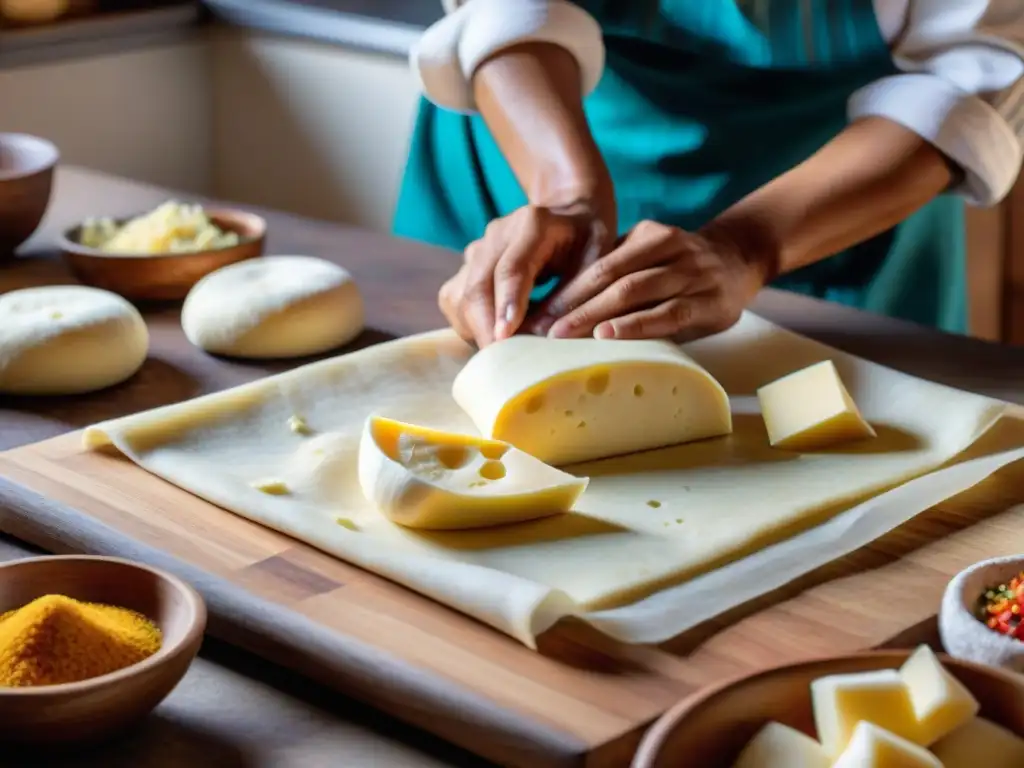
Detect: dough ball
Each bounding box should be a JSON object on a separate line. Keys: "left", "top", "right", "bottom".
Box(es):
{"left": 182, "top": 255, "right": 365, "bottom": 359}
{"left": 0, "top": 285, "right": 149, "bottom": 396}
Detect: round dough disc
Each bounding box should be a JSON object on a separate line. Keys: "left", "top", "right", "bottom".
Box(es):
{"left": 181, "top": 255, "right": 365, "bottom": 359}
{"left": 0, "top": 285, "right": 149, "bottom": 396}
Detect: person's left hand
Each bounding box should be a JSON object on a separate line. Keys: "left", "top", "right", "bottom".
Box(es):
{"left": 523, "top": 219, "right": 773, "bottom": 342}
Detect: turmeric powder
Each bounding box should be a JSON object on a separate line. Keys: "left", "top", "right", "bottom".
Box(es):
{"left": 0, "top": 594, "right": 162, "bottom": 687}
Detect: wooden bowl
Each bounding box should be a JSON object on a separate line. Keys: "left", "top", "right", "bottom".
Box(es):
{"left": 0, "top": 555, "right": 206, "bottom": 746}
{"left": 58, "top": 208, "right": 267, "bottom": 301}
{"left": 0, "top": 133, "right": 59, "bottom": 259}
{"left": 632, "top": 650, "right": 1024, "bottom": 767}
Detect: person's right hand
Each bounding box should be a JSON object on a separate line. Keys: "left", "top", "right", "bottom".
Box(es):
{"left": 439, "top": 203, "right": 610, "bottom": 347}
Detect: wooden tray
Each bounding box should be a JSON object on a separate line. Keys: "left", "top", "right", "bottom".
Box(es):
{"left": 2, "top": 427, "right": 1024, "bottom": 768}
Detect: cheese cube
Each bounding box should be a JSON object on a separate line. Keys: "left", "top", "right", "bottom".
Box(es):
{"left": 732, "top": 722, "right": 830, "bottom": 768}
{"left": 898, "top": 644, "right": 979, "bottom": 745}
{"left": 451, "top": 335, "right": 732, "bottom": 466}
{"left": 832, "top": 722, "right": 942, "bottom": 768}
{"left": 931, "top": 717, "right": 1024, "bottom": 768}
{"left": 811, "top": 670, "right": 918, "bottom": 757}
{"left": 756, "top": 360, "right": 876, "bottom": 451}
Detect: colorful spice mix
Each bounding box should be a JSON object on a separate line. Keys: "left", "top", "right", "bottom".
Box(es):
{"left": 976, "top": 571, "right": 1024, "bottom": 641}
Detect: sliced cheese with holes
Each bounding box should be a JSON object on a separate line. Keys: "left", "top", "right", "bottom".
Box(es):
{"left": 832, "top": 722, "right": 942, "bottom": 768}
{"left": 732, "top": 722, "right": 830, "bottom": 768}
{"left": 357, "top": 416, "right": 588, "bottom": 530}
{"left": 451, "top": 336, "right": 732, "bottom": 466}
{"left": 757, "top": 360, "right": 875, "bottom": 451}
{"left": 811, "top": 670, "right": 918, "bottom": 757}
{"left": 898, "top": 645, "right": 979, "bottom": 746}
{"left": 931, "top": 717, "right": 1024, "bottom": 768}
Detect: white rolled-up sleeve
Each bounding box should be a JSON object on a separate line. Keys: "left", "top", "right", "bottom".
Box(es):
{"left": 850, "top": 0, "right": 1024, "bottom": 206}
{"left": 410, "top": 0, "right": 606, "bottom": 114}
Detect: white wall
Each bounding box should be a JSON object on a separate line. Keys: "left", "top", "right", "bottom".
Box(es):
{"left": 0, "top": 29, "right": 419, "bottom": 232}
{"left": 209, "top": 30, "right": 419, "bottom": 233}
{"left": 0, "top": 39, "right": 212, "bottom": 193}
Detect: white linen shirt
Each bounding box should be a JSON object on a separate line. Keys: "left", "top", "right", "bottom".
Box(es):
{"left": 411, "top": 0, "right": 1024, "bottom": 207}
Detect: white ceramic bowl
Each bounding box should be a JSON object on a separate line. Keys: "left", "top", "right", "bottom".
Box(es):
{"left": 940, "top": 554, "right": 1024, "bottom": 672}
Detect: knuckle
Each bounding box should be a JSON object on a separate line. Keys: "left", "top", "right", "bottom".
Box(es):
{"left": 463, "top": 241, "right": 482, "bottom": 265}
{"left": 634, "top": 219, "right": 673, "bottom": 244}
{"left": 634, "top": 219, "right": 660, "bottom": 237}
{"left": 483, "top": 218, "right": 503, "bottom": 239}
{"left": 591, "top": 256, "right": 620, "bottom": 285}
{"left": 615, "top": 276, "right": 640, "bottom": 304}
{"left": 494, "top": 261, "right": 523, "bottom": 285}
{"left": 668, "top": 300, "right": 693, "bottom": 329}
{"left": 463, "top": 282, "right": 490, "bottom": 303}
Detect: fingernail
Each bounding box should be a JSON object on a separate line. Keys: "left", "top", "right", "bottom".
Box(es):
{"left": 503, "top": 303, "right": 516, "bottom": 323}
{"left": 594, "top": 322, "right": 615, "bottom": 339}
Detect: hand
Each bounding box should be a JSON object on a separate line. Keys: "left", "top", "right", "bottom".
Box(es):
{"left": 438, "top": 202, "right": 611, "bottom": 347}
{"left": 529, "top": 220, "right": 773, "bottom": 342}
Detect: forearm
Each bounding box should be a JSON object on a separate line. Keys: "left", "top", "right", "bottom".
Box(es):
{"left": 472, "top": 43, "right": 615, "bottom": 225}
{"left": 704, "top": 116, "right": 956, "bottom": 281}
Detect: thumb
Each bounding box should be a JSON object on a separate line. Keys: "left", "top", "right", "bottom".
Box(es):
{"left": 492, "top": 210, "right": 577, "bottom": 341}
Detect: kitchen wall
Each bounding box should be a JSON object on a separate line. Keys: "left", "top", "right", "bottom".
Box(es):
{"left": 209, "top": 29, "right": 419, "bottom": 234}
{"left": 0, "top": 39, "right": 213, "bottom": 193}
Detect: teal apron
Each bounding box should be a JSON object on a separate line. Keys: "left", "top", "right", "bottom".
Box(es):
{"left": 393, "top": 0, "right": 967, "bottom": 333}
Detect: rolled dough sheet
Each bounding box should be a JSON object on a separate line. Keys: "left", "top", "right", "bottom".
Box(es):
{"left": 84, "top": 313, "right": 1014, "bottom": 647}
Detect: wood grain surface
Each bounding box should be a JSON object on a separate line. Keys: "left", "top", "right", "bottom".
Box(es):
{"left": 4, "top": 168, "right": 1024, "bottom": 767}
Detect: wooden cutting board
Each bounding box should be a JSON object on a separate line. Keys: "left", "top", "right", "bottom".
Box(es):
{"left": 3, "top": 421, "right": 1024, "bottom": 768}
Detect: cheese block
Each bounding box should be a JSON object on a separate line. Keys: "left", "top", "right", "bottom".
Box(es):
{"left": 357, "top": 415, "right": 588, "bottom": 530}
{"left": 898, "top": 645, "right": 979, "bottom": 745}
{"left": 811, "top": 670, "right": 918, "bottom": 757}
{"left": 931, "top": 717, "right": 1024, "bottom": 768}
{"left": 732, "top": 722, "right": 830, "bottom": 768}
{"left": 451, "top": 335, "right": 732, "bottom": 466}
{"left": 832, "top": 722, "right": 942, "bottom": 768}
{"left": 757, "top": 360, "right": 876, "bottom": 451}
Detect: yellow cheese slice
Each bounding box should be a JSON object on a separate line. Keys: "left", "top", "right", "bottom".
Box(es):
{"left": 357, "top": 415, "right": 588, "bottom": 530}
{"left": 931, "top": 717, "right": 1024, "bottom": 768}
{"left": 832, "top": 722, "right": 942, "bottom": 768}
{"left": 757, "top": 360, "right": 876, "bottom": 451}
{"left": 451, "top": 335, "right": 732, "bottom": 466}
{"left": 732, "top": 721, "right": 830, "bottom": 768}
{"left": 898, "top": 645, "right": 979, "bottom": 746}
{"left": 811, "top": 670, "right": 918, "bottom": 757}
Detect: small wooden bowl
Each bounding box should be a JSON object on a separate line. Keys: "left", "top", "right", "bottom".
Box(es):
{"left": 632, "top": 650, "right": 1024, "bottom": 767}
{"left": 0, "top": 555, "right": 206, "bottom": 746}
{"left": 0, "top": 133, "right": 59, "bottom": 260}
{"left": 58, "top": 208, "right": 267, "bottom": 301}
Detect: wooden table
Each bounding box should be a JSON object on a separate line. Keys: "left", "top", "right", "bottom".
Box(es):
{"left": 3, "top": 166, "right": 1024, "bottom": 767}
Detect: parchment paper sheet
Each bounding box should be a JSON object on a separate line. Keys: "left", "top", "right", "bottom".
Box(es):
{"left": 84, "top": 313, "right": 1019, "bottom": 647}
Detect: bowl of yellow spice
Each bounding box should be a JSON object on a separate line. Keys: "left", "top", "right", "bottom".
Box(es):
{"left": 0, "top": 555, "right": 206, "bottom": 746}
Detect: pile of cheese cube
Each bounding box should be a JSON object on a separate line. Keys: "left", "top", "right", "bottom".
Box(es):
{"left": 733, "top": 645, "right": 1024, "bottom": 767}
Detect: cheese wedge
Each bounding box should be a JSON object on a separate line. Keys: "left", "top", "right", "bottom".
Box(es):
{"left": 451, "top": 335, "right": 732, "bottom": 466}
{"left": 811, "top": 670, "right": 918, "bottom": 757}
{"left": 732, "top": 722, "right": 830, "bottom": 768}
{"left": 931, "top": 717, "right": 1024, "bottom": 768}
{"left": 832, "top": 722, "right": 942, "bottom": 768}
{"left": 898, "top": 645, "right": 979, "bottom": 745}
{"left": 757, "top": 360, "right": 876, "bottom": 451}
{"left": 357, "top": 416, "right": 588, "bottom": 530}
